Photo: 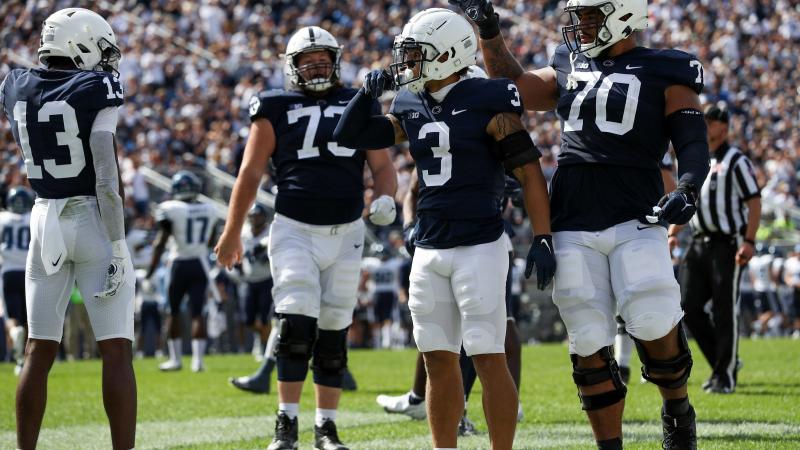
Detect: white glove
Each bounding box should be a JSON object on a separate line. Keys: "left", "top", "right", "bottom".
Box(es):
{"left": 369, "top": 195, "right": 397, "bottom": 226}
{"left": 95, "top": 240, "right": 132, "bottom": 299}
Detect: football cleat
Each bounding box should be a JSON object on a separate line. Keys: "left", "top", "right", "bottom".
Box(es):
{"left": 376, "top": 392, "right": 427, "bottom": 420}
{"left": 458, "top": 413, "right": 478, "bottom": 437}
{"left": 159, "top": 360, "right": 183, "bottom": 372}
{"left": 14, "top": 362, "right": 24, "bottom": 377}
{"left": 662, "top": 405, "right": 697, "bottom": 450}
{"left": 229, "top": 375, "right": 270, "bottom": 394}
{"left": 342, "top": 368, "right": 358, "bottom": 391}
{"left": 314, "top": 419, "right": 349, "bottom": 450}
{"left": 268, "top": 413, "right": 298, "bottom": 450}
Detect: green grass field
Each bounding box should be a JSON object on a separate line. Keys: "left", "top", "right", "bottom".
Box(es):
{"left": 1, "top": 339, "right": 799, "bottom": 449}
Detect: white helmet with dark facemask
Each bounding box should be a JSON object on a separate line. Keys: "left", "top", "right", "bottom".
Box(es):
{"left": 562, "top": 0, "right": 648, "bottom": 58}
{"left": 38, "top": 8, "right": 121, "bottom": 74}
{"left": 284, "top": 26, "right": 342, "bottom": 92}
{"left": 390, "top": 8, "right": 478, "bottom": 94}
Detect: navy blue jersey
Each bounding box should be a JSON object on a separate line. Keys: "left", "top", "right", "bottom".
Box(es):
{"left": 1, "top": 69, "right": 124, "bottom": 199}
{"left": 249, "top": 87, "right": 377, "bottom": 225}
{"left": 390, "top": 77, "right": 526, "bottom": 249}
{"left": 548, "top": 45, "right": 703, "bottom": 231}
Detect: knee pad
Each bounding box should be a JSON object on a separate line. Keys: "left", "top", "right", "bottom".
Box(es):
{"left": 312, "top": 328, "right": 348, "bottom": 388}
{"left": 571, "top": 346, "right": 627, "bottom": 411}
{"left": 275, "top": 314, "right": 317, "bottom": 361}
{"left": 633, "top": 323, "right": 693, "bottom": 389}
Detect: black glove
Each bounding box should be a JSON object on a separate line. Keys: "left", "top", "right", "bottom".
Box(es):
{"left": 526, "top": 234, "right": 556, "bottom": 290}
{"left": 403, "top": 223, "right": 417, "bottom": 257}
{"left": 363, "top": 69, "right": 395, "bottom": 99}
{"left": 448, "top": 0, "right": 500, "bottom": 39}
{"left": 657, "top": 182, "right": 697, "bottom": 225}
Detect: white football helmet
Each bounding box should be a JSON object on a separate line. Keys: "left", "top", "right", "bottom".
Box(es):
{"left": 283, "top": 26, "right": 342, "bottom": 92}
{"left": 390, "top": 8, "right": 477, "bottom": 94}
{"left": 38, "top": 8, "right": 121, "bottom": 73}
{"left": 562, "top": 0, "right": 648, "bottom": 58}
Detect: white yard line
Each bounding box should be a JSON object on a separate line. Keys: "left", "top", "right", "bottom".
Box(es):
{"left": 1, "top": 415, "right": 797, "bottom": 449}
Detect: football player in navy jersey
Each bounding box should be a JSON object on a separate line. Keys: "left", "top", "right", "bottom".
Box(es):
{"left": 335, "top": 9, "right": 555, "bottom": 450}
{"left": 0, "top": 8, "right": 136, "bottom": 450}
{"left": 215, "top": 26, "right": 397, "bottom": 450}
{"left": 450, "top": 0, "right": 711, "bottom": 448}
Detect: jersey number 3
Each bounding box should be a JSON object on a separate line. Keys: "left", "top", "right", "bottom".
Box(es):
{"left": 13, "top": 101, "right": 85, "bottom": 179}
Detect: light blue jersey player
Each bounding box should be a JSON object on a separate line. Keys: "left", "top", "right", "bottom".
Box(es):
{"left": 0, "top": 8, "right": 136, "bottom": 449}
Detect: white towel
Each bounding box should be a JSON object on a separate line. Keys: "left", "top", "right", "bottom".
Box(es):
{"left": 40, "top": 199, "right": 68, "bottom": 276}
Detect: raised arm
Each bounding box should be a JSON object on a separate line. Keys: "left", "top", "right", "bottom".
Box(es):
{"left": 334, "top": 70, "right": 407, "bottom": 149}
{"left": 449, "top": 0, "right": 559, "bottom": 111}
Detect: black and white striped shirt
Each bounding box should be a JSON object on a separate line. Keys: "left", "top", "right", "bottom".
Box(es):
{"left": 691, "top": 143, "right": 760, "bottom": 236}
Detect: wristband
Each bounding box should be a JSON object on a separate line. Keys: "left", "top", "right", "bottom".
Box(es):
{"left": 743, "top": 238, "right": 755, "bottom": 246}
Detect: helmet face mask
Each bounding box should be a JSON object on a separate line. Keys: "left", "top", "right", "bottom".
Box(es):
{"left": 293, "top": 49, "right": 337, "bottom": 92}
{"left": 389, "top": 40, "right": 439, "bottom": 94}
{"left": 391, "top": 8, "right": 477, "bottom": 95}
{"left": 284, "top": 27, "right": 342, "bottom": 93}
{"left": 171, "top": 171, "right": 201, "bottom": 201}
{"left": 562, "top": 0, "right": 648, "bottom": 58}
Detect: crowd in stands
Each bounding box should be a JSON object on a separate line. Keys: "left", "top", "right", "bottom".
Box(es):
{"left": 1, "top": 0, "right": 799, "bottom": 357}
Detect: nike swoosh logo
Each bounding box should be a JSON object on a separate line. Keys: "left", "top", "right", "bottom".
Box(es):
{"left": 354, "top": 243, "right": 362, "bottom": 249}
{"left": 51, "top": 254, "right": 62, "bottom": 266}
{"left": 637, "top": 225, "right": 654, "bottom": 230}
{"left": 540, "top": 238, "right": 551, "bottom": 254}
{"left": 626, "top": 65, "right": 643, "bottom": 70}
{"left": 452, "top": 109, "right": 467, "bottom": 115}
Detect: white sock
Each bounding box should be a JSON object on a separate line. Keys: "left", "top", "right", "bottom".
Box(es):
{"left": 279, "top": 402, "right": 299, "bottom": 419}
{"left": 168, "top": 338, "right": 182, "bottom": 362}
{"left": 315, "top": 408, "right": 337, "bottom": 427}
{"left": 615, "top": 333, "right": 633, "bottom": 367}
{"left": 381, "top": 324, "right": 392, "bottom": 348}
{"left": 11, "top": 325, "right": 25, "bottom": 356}
{"left": 264, "top": 326, "right": 279, "bottom": 361}
{"left": 372, "top": 328, "right": 381, "bottom": 349}
{"left": 191, "top": 339, "right": 206, "bottom": 364}
{"left": 252, "top": 333, "right": 262, "bottom": 354}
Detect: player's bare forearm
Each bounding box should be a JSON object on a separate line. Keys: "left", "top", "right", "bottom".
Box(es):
{"left": 480, "top": 34, "right": 524, "bottom": 82}
{"left": 403, "top": 169, "right": 419, "bottom": 226}
{"left": 224, "top": 121, "right": 272, "bottom": 238}
{"left": 146, "top": 229, "right": 168, "bottom": 279}
{"left": 744, "top": 197, "right": 761, "bottom": 241}
{"left": 366, "top": 150, "right": 398, "bottom": 198}
{"left": 513, "top": 163, "right": 552, "bottom": 236}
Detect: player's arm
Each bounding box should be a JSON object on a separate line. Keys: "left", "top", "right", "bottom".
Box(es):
{"left": 146, "top": 217, "right": 171, "bottom": 280}
{"left": 486, "top": 112, "right": 555, "bottom": 289}
{"left": 334, "top": 70, "right": 407, "bottom": 148}
{"left": 90, "top": 106, "right": 132, "bottom": 298}
{"left": 366, "top": 149, "right": 399, "bottom": 226}
{"left": 215, "top": 118, "right": 275, "bottom": 269}
{"left": 402, "top": 169, "right": 420, "bottom": 256}
{"left": 449, "top": 0, "right": 559, "bottom": 111}
{"left": 658, "top": 85, "right": 710, "bottom": 224}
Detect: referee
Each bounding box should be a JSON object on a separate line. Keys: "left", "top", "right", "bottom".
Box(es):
{"left": 668, "top": 104, "right": 761, "bottom": 394}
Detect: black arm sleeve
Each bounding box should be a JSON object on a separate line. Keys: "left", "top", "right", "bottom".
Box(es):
{"left": 491, "top": 130, "right": 542, "bottom": 171}
{"left": 333, "top": 89, "right": 396, "bottom": 150}
{"left": 666, "top": 108, "right": 710, "bottom": 194}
